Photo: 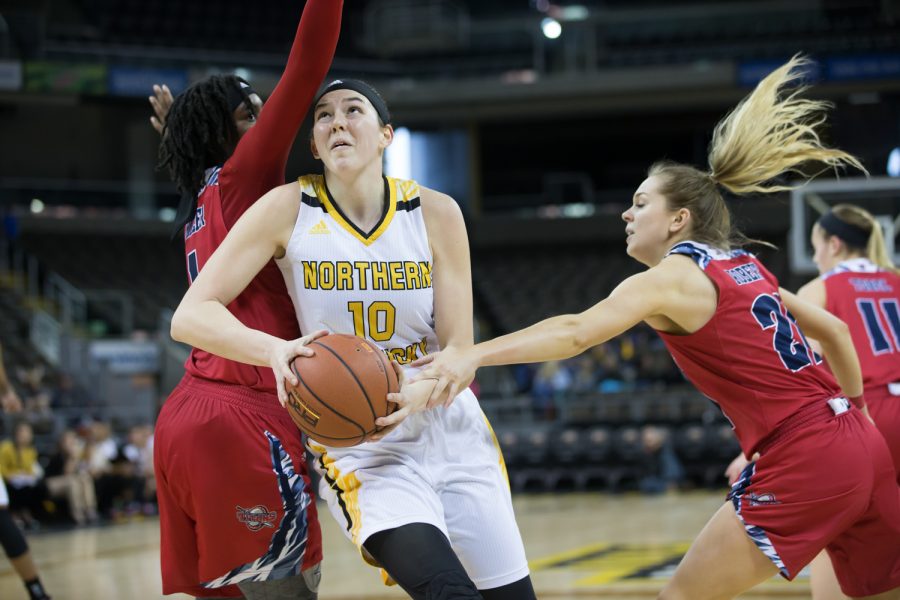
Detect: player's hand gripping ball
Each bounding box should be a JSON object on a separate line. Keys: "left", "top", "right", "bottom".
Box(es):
{"left": 285, "top": 334, "right": 399, "bottom": 446}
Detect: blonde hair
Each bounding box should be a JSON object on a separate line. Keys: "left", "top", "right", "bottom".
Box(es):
{"left": 825, "top": 204, "right": 898, "bottom": 274}
{"left": 650, "top": 55, "right": 866, "bottom": 249}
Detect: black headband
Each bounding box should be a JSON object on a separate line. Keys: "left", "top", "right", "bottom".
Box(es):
{"left": 818, "top": 211, "right": 870, "bottom": 249}
{"left": 225, "top": 77, "right": 257, "bottom": 113}
{"left": 314, "top": 78, "right": 391, "bottom": 125}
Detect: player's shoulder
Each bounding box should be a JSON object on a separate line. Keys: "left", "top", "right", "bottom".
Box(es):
{"left": 418, "top": 185, "right": 462, "bottom": 220}
{"left": 796, "top": 276, "right": 827, "bottom": 307}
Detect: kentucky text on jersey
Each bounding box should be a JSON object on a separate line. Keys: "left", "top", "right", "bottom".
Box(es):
{"left": 726, "top": 262, "right": 764, "bottom": 285}
{"left": 849, "top": 277, "right": 894, "bottom": 293}
{"left": 184, "top": 206, "right": 207, "bottom": 240}
{"left": 301, "top": 260, "right": 433, "bottom": 291}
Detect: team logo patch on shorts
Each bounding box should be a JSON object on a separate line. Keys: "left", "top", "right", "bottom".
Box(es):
{"left": 748, "top": 492, "right": 780, "bottom": 506}
{"left": 236, "top": 505, "right": 278, "bottom": 531}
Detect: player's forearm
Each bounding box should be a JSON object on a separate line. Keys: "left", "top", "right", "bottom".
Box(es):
{"left": 256, "top": 0, "right": 343, "bottom": 142}
{"left": 171, "top": 301, "right": 280, "bottom": 368}
{"left": 474, "top": 314, "right": 588, "bottom": 368}
{"left": 818, "top": 322, "right": 864, "bottom": 399}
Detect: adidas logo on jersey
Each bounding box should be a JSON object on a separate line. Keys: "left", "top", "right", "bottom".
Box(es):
{"left": 309, "top": 220, "right": 330, "bottom": 235}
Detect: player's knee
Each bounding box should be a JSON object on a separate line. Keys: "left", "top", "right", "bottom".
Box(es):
{"left": 0, "top": 509, "right": 29, "bottom": 559}
{"left": 237, "top": 566, "right": 319, "bottom": 600}
{"left": 424, "top": 570, "right": 482, "bottom": 600}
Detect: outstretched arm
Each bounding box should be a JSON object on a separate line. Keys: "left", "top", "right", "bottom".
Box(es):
{"left": 223, "top": 0, "right": 344, "bottom": 227}
{"left": 414, "top": 266, "right": 677, "bottom": 408}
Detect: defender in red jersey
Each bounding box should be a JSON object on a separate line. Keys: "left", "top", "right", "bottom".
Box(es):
{"left": 151, "top": 1, "right": 343, "bottom": 597}
{"left": 802, "top": 205, "right": 900, "bottom": 479}
{"left": 412, "top": 56, "right": 900, "bottom": 599}
{"left": 795, "top": 204, "right": 900, "bottom": 600}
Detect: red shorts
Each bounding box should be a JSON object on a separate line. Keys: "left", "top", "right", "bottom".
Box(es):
{"left": 868, "top": 384, "right": 900, "bottom": 483}
{"left": 154, "top": 374, "right": 322, "bottom": 597}
{"left": 729, "top": 401, "right": 900, "bottom": 597}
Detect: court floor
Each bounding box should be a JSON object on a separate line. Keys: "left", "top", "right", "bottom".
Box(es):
{"left": 0, "top": 491, "right": 810, "bottom": 599}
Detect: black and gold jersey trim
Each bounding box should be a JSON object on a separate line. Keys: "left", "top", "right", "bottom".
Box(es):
{"left": 396, "top": 197, "right": 421, "bottom": 212}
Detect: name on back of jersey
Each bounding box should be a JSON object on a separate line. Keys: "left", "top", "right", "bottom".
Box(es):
{"left": 849, "top": 277, "right": 893, "bottom": 293}
{"left": 725, "top": 262, "right": 763, "bottom": 286}
{"left": 302, "top": 260, "right": 432, "bottom": 291}
{"left": 184, "top": 206, "right": 207, "bottom": 240}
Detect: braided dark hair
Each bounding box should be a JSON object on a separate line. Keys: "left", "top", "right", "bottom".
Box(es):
{"left": 158, "top": 74, "right": 244, "bottom": 236}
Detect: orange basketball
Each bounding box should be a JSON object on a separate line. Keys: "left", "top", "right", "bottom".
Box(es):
{"left": 285, "top": 333, "right": 398, "bottom": 447}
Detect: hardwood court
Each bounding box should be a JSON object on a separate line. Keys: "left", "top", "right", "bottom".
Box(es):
{"left": 0, "top": 492, "right": 810, "bottom": 600}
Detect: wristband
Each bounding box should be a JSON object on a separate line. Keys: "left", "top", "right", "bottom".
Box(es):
{"left": 847, "top": 394, "right": 866, "bottom": 409}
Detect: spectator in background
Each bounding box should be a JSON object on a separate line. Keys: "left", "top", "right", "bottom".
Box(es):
{"left": 570, "top": 354, "right": 598, "bottom": 394}
{"left": 122, "top": 424, "right": 156, "bottom": 515}
{"left": 592, "top": 342, "right": 628, "bottom": 392}
{"left": 0, "top": 346, "right": 51, "bottom": 598}
{"left": 15, "top": 366, "right": 51, "bottom": 420}
{"left": 531, "top": 360, "right": 571, "bottom": 420}
{"left": 637, "top": 425, "right": 684, "bottom": 494}
{"left": 44, "top": 430, "right": 98, "bottom": 525}
{"left": 0, "top": 344, "right": 22, "bottom": 414}
{"left": 50, "top": 373, "right": 95, "bottom": 412}
{"left": 0, "top": 423, "right": 48, "bottom": 528}
{"left": 85, "top": 421, "right": 132, "bottom": 520}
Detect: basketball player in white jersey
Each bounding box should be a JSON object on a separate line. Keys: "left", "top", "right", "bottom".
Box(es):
{"left": 171, "top": 79, "right": 536, "bottom": 600}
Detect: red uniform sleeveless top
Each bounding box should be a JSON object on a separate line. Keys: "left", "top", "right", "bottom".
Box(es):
{"left": 657, "top": 242, "right": 841, "bottom": 456}
{"left": 182, "top": 170, "right": 300, "bottom": 391}
{"left": 177, "top": 0, "right": 341, "bottom": 392}
{"left": 822, "top": 258, "right": 900, "bottom": 394}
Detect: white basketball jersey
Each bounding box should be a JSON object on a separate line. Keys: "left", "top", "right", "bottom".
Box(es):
{"left": 276, "top": 174, "right": 439, "bottom": 365}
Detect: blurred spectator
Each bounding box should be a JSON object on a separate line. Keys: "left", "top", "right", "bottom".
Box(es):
{"left": 44, "top": 430, "right": 99, "bottom": 525}
{"left": 570, "top": 354, "right": 598, "bottom": 394}
{"left": 121, "top": 424, "right": 156, "bottom": 515}
{"left": 0, "top": 343, "right": 22, "bottom": 414}
{"left": 531, "top": 361, "right": 571, "bottom": 420}
{"left": 85, "top": 421, "right": 135, "bottom": 519}
{"left": 591, "top": 342, "right": 629, "bottom": 392}
{"left": 51, "top": 373, "right": 95, "bottom": 411}
{"left": 15, "top": 366, "right": 52, "bottom": 419}
{"left": 0, "top": 422, "right": 49, "bottom": 528}
{"left": 637, "top": 425, "right": 684, "bottom": 495}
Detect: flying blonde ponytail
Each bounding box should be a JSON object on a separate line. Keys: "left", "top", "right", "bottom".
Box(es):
{"left": 651, "top": 55, "right": 866, "bottom": 250}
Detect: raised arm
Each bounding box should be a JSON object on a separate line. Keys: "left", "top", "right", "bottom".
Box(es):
{"left": 222, "top": 0, "right": 344, "bottom": 226}
{"left": 780, "top": 287, "right": 864, "bottom": 407}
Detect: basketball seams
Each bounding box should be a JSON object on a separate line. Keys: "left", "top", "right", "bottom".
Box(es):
{"left": 290, "top": 360, "right": 368, "bottom": 441}
{"left": 311, "top": 340, "right": 380, "bottom": 422}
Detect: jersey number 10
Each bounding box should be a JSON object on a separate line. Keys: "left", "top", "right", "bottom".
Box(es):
{"left": 348, "top": 301, "right": 397, "bottom": 342}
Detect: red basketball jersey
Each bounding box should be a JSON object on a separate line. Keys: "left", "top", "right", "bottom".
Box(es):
{"left": 822, "top": 258, "right": 900, "bottom": 394}
{"left": 182, "top": 169, "right": 300, "bottom": 392}
{"left": 175, "top": 0, "right": 340, "bottom": 393}
{"left": 657, "top": 242, "right": 840, "bottom": 456}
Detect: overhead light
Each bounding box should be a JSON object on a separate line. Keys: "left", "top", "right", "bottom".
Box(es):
{"left": 888, "top": 147, "right": 900, "bottom": 178}
{"left": 158, "top": 207, "right": 177, "bottom": 222}
{"left": 30, "top": 198, "right": 44, "bottom": 214}
{"left": 541, "top": 17, "right": 562, "bottom": 39}
{"left": 385, "top": 127, "right": 412, "bottom": 180}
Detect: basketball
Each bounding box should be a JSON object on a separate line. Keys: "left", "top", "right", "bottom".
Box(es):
{"left": 285, "top": 333, "right": 399, "bottom": 447}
